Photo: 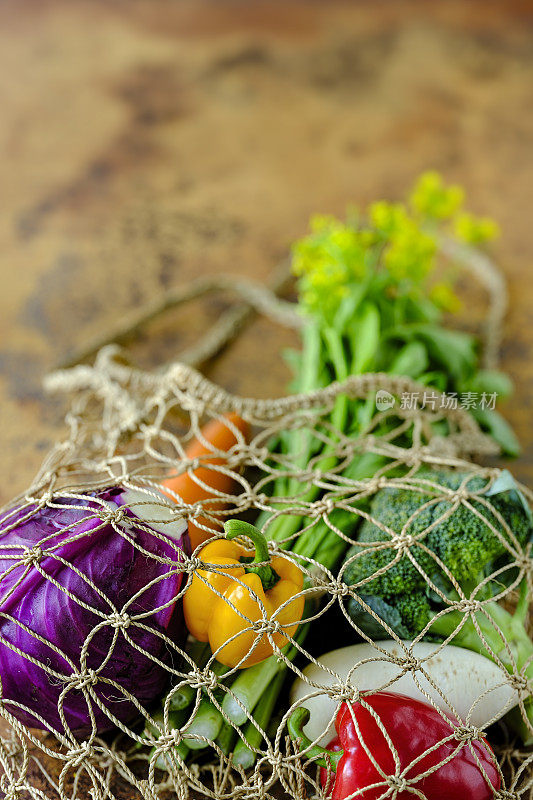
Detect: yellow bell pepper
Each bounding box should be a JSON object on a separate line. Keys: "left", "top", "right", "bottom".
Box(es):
{"left": 184, "top": 520, "right": 305, "bottom": 667}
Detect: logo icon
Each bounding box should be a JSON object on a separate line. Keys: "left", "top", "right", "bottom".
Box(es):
{"left": 375, "top": 390, "right": 395, "bottom": 411}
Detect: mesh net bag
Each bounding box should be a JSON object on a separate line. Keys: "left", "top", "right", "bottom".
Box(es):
{"left": 0, "top": 262, "right": 532, "bottom": 800}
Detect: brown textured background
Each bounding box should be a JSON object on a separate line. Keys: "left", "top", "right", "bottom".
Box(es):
{"left": 0, "top": 0, "right": 532, "bottom": 795}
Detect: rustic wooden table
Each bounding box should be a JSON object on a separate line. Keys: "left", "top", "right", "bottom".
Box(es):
{"left": 1, "top": 0, "right": 532, "bottom": 796}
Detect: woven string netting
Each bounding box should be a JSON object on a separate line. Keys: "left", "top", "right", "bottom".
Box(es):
{"left": 0, "top": 349, "right": 531, "bottom": 800}
{"left": 0, "top": 243, "right": 531, "bottom": 800}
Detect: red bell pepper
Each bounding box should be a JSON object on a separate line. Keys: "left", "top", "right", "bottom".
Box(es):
{"left": 288, "top": 691, "right": 500, "bottom": 799}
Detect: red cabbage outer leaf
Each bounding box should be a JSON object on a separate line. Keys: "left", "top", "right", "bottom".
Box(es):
{"left": 0, "top": 487, "right": 189, "bottom": 738}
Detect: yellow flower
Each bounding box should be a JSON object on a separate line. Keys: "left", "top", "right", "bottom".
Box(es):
{"left": 430, "top": 282, "right": 462, "bottom": 313}
{"left": 292, "top": 217, "right": 367, "bottom": 319}
{"left": 368, "top": 201, "right": 409, "bottom": 235}
{"left": 454, "top": 212, "right": 500, "bottom": 245}
{"left": 410, "top": 171, "right": 464, "bottom": 220}
{"left": 384, "top": 225, "right": 437, "bottom": 282}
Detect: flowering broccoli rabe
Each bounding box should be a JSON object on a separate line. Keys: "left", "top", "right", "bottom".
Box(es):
{"left": 292, "top": 170, "right": 499, "bottom": 324}
{"left": 288, "top": 172, "right": 519, "bottom": 455}
{"left": 344, "top": 469, "right": 533, "bottom": 740}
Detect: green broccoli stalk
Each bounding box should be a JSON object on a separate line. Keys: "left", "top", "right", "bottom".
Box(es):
{"left": 343, "top": 469, "right": 533, "bottom": 742}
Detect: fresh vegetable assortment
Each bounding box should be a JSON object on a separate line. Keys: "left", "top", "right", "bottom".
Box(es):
{"left": 288, "top": 693, "right": 501, "bottom": 799}
{"left": 158, "top": 172, "right": 525, "bottom": 776}
{"left": 3, "top": 173, "right": 531, "bottom": 798}
{"left": 0, "top": 487, "right": 189, "bottom": 735}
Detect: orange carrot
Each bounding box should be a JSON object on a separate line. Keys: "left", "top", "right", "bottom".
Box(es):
{"left": 161, "top": 413, "right": 250, "bottom": 550}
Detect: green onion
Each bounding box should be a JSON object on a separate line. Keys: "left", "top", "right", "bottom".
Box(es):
{"left": 232, "top": 671, "right": 286, "bottom": 769}
{"left": 222, "top": 624, "right": 308, "bottom": 726}
{"left": 184, "top": 697, "right": 225, "bottom": 750}
{"left": 215, "top": 721, "right": 238, "bottom": 756}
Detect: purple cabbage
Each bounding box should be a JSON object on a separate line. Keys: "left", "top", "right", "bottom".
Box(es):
{"left": 0, "top": 486, "right": 189, "bottom": 737}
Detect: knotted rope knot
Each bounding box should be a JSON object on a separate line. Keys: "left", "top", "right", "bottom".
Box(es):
{"left": 494, "top": 791, "right": 519, "bottom": 800}
{"left": 21, "top": 546, "right": 43, "bottom": 566}
{"left": 100, "top": 507, "right": 127, "bottom": 526}
{"left": 188, "top": 503, "right": 206, "bottom": 521}
{"left": 186, "top": 556, "right": 203, "bottom": 574}
{"left": 515, "top": 554, "right": 533, "bottom": 573}
{"left": 453, "top": 724, "right": 480, "bottom": 743}
{"left": 108, "top": 612, "right": 131, "bottom": 630}
{"left": 328, "top": 580, "right": 352, "bottom": 599}
{"left": 159, "top": 728, "right": 183, "bottom": 750}
{"left": 228, "top": 442, "right": 249, "bottom": 461}
{"left": 327, "top": 683, "right": 359, "bottom": 704}
{"left": 314, "top": 498, "right": 335, "bottom": 516}
{"left": 254, "top": 492, "right": 270, "bottom": 507}
{"left": 392, "top": 533, "right": 416, "bottom": 552}
{"left": 67, "top": 742, "right": 94, "bottom": 768}
{"left": 38, "top": 491, "right": 53, "bottom": 508}
{"left": 254, "top": 447, "right": 270, "bottom": 463}
{"left": 364, "top": 476, "right": 387, "bottom": 495}
{"left": 3, "top": 781, "right": 24, "bottom": 800}
{"left": 67, "top": 668, "right": 98, "bottom": 692}
{"left": 374, "top": 476, "right": 389, "bottom": 491}
{"left": 401, "top": 453, "right": 421, "bottom": 468}
{"left": 399, "top": 654, "right": 421, "bottom": 673}
{"left": 266, "top": 752, "right": 284, "bottom": 772}
{"left": 455, "top": 598, "right": 482, "bottom": 614}
{"left": 189, "top": 668, "right": 219, "bottom": 692}
{"left": 337, "top": 441, "right": 356, "bottom": 458}
{"left": 508, "top": 673, "right": 531, "bottom": 694}
{"left": 251, "top": 619, "right": 281, "bottom": 636}
{"left": 387, "top": 776, "right": 408, "bottom": 792}
{"left": 454, "top": 488, "right": 471, "bottom": 501}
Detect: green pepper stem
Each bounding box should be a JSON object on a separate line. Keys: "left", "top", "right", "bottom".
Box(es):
{"left": 287, "top": 708, "right": 343, "bottom": 770}
{"left": 224, "top": 519, "right": 280, "bottom": 591}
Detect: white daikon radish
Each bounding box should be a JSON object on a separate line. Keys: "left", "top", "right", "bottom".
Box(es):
{"left": 290, "top": 640, "right": 519, "bottom": 744}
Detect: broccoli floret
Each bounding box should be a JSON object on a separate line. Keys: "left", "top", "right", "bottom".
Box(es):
{"left": 350, "top": 487, "right": 437, "bottom": 601}
{"left": 394, "top": 592, "right": 433, "bottom": 636}
{"left": 344, "top": 470, "right": 531, "bottom": 629}
{"left": 343, "top": 468, "right": 533, "bottom": 743}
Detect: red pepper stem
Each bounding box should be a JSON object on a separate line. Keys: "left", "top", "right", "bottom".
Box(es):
{"left": 288, "top": 708, "right": 343, "bottom": 770}
{"left": 224, "top": 520, "right": 280, "bottom": 591}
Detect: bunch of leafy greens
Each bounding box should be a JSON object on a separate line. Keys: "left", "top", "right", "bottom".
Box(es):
{"left": 262, "top": 171, "right": 515, "bottom": 556}
{"left": 155, "top": 172, "right": 518, "bottom": 767}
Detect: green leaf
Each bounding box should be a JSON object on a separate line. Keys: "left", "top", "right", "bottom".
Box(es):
{"left": 485, "top": 468, "right": 531, "bottom": 522}
{"left": 472, "top": 408, "right": 521, "bottom": 457}
{"left": 415, "top": 325, "right": 477, "bottom": 382}
{"left": 333, "top": 283, "right": 367, "bottom": 333}
{"left": 323, "top": 326, "right": 349, "bottom": 381}
{"left": 416, "top": 371, "right": 447, "bottom": 391}
{"left": 347, "top": 594, "right": 411, "bottom": 640}
{"left": 407, "top": 294, "right": 442, "bottom": 325}
{"left": 350, "top": 303, "right": 380, "bottom": 374}
{"left": 389, "top": 341, "right": 429, "bottom": 379}
{"left": 463, "top": 369, "right": 513, "bottom": 398}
